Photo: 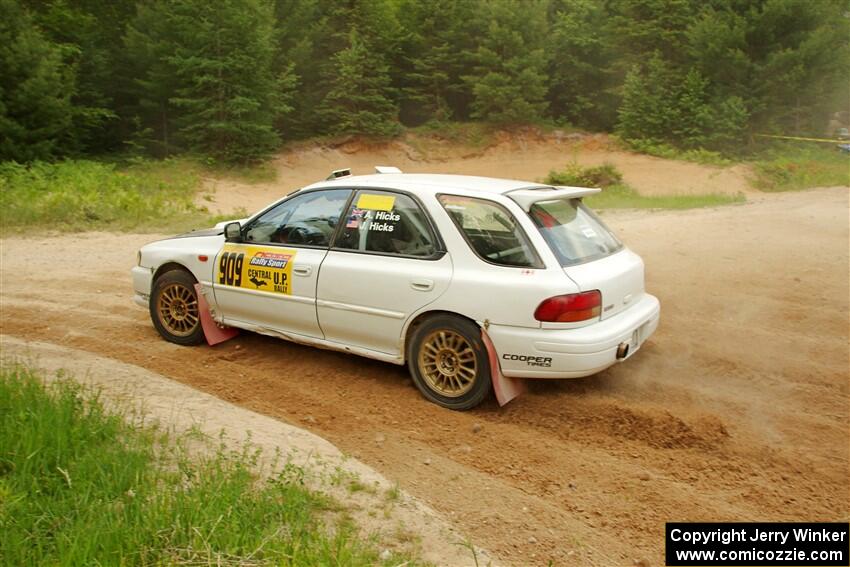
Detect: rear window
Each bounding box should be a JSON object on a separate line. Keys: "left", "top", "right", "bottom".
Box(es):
{"left": 438, "top": 195, "right": 541, "bottom": 268}
{"left": 528, "top": 199, "right": 622, "bottom": 266}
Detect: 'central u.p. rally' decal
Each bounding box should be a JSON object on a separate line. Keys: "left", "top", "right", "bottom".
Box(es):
{"left": 218, "top": 245, "right": 296, "bottom": 294}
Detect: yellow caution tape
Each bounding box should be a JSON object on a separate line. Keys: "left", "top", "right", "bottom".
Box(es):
{"left": 755, "top": 134, "right": 848, "bottom": 144}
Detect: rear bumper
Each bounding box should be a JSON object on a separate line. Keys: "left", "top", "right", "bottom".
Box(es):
{"left": 487, "top": 293, "right": 660, "bottom": 378}
{"left": 132, "top": 265, "right": 153, "bottom": 308}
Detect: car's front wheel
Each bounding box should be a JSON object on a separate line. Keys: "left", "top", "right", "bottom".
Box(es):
{"left": 408, "top": 315, "right": 491, "bottom": 410}
{"left": 150, "top": 269, "right": 204, "bottom": 346}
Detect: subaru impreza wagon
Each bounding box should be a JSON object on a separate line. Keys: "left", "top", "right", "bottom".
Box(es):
{"left": 132, "top": 169, "right": 660, "bottom": 410}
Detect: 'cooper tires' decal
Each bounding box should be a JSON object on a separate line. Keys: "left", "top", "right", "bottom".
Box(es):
{"left": 218, "top": 245, "right": 296, "bottom": 294}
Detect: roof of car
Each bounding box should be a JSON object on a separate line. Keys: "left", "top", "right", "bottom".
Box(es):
{"left": 307, "top": 173, "right": 546, "bottom": 195}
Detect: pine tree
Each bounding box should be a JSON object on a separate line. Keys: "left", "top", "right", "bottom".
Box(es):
{"left": 123, "top": 1, "right": 183, "bottom": 156}
{"left": 617, "top": 55, "right": 748, "bottom": 151}
{"left": 463, "top": 0, "right": 549, "bottom": 125}
{"left": 547, "top": 0, "right": 616, "bottom": 129}
{"left": 686, "top": 0, "right": 849, "bottom": 137}
{"left": 319, "top": 28, "right": 399, "bottom": 136}
{"left": 126, "top": 0, "right": 287, "bottom": 163}
{"left": 170, "top": 0, "right": 285, "bottom": 162}
{"left": 278, "top": 0, "right": 402, "bottom": 137}
{"left": 616, "top": 55, "right": 675, "bottom": 144}
{"left": 0, "top": 0, "right": 75, "bottom": 162}
{"left": 22, "top": 0, "right": 135, "bottom": 153}
{"left": 396, "top": 0, "right": 482, "bottom": 124}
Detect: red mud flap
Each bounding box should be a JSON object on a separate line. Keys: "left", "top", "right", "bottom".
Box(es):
{"left": 194, "top": 284, "right": 239, "bottom": 346}
{"left": 481, "top": 328, "right": 526, "bottom": 406}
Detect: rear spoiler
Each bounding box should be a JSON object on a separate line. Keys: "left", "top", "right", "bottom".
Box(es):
{"left": 507, "top": 186, "right": 600, "bottom": 211}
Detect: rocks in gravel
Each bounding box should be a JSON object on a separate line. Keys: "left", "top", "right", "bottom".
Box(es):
{"left": 527, "top": 535, "right": 538, "bottom": 544}
{"left": 379, "top": 549, "right": 392, "bottom": 561}
{"left": 471, "top": 422, "right": 483, "bottom": 433}
{"left": 423, "top": 458, "right": 432, "bottom": 465}
{"left": 451, "top": 444, "right": 472, "bottom": 455}
{"left": 304, "top": 414, "right": 317, "bottom": 424}
{"left": 638, "top": 472, "right": 651, "bottom": 481}
{"left": 633, "top": 558, "right": 650, "bottom": 567}
{"left": 374, "top": 433, "right": 386, "bottom": 444}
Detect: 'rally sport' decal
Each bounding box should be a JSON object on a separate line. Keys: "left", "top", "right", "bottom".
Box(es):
{"left": 217, "top": 244, "right": 296, "bottom": 294}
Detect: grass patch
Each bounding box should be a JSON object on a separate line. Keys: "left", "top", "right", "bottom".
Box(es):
{"left": 0, "top": 363, "right": 418, "bottom": 566}
{"left": 617, "top": 137, "right": 735, "bottom": 166}
{"left": 585, "top": 184, "right": 744, "bottom": 209}
{"left": 385, "top": 483, "right": 401, "bottom": 503}
{"left": 752, "top": 144, "right": 849, "bottom": 191}
{"left": 0, "top": 159, "right": 232, "bottom": 233}
{"left": 544, "top": 161, "right": 744, "bottom": 209}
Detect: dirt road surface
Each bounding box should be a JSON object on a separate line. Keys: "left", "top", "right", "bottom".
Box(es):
{"left": 2, "top": 187, "right": 848, "bottom": 566}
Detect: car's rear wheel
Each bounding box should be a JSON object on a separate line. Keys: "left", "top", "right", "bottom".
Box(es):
{"left": 150, "top": 270, "right": 204, "bottom": 346}
{"left": 408, "top": 315, "right": 491, "bottom": 410}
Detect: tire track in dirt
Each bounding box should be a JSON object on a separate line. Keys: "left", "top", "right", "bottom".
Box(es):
{"left": 2, "top": 188, "right": 848, "bottom": 566}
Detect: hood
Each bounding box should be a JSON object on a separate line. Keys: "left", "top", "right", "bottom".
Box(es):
{"left": 170, "top": 218, "right": 248, "bottom": 240}
{"left": 170, "top": 227, "right": 223, "bottom": 239}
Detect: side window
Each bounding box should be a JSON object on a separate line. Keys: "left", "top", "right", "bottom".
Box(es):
{"left": 334, "top": 191, "right": 437, "bottom": 257}
{"left": 244, "top": 189, "right": 351, "bottom": 246}
{"left": 438, "top": 194, "right": 541, "bottom": 268}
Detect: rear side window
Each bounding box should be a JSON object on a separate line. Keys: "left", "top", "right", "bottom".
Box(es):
{"left": 529, "top": 199, "right": 622, "bottom": 266}
{"left": 334, "top": 191, "right": 437, "bottom": 257}
{"left": 438, "top": 195, "right": 541, "bottom": 268}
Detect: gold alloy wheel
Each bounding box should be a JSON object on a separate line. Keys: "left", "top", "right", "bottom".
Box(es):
{"left": 417, "top": 330, "right": 477, "bottom": 397}
{"left": 156, "top": 282, "right": 200, "bottom": 337}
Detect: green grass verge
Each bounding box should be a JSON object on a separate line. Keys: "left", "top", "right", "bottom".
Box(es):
{"left": 0, "top": 159, "right": 236, "bottom": 234}
{"left": 544, "top": 162, "right": 743, "bottom": 209}
{"left": 0, "top": 363, "right": 418, "bottom": 566}
{"left": 586, "top": 184, "right": 744, "bottom": 209}
{"left": 616, "top": 137, "right": 735, "bottom": 166}
{"left": 752, "top": 144, "right": 849, "bottom": 192}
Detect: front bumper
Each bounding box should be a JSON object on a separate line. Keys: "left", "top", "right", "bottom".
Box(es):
{"left": 132, "top": 265, "right": 153, "bottom": 308}
{"left": 487, "top": 293, "right": 660, "bottom": 378}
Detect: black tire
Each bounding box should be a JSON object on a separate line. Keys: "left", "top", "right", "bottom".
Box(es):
{"left": 149, "top": 269, "right": 205, "bottom": 346}
{"left": 407, "top": 315, "right": 491, "bottom": 410}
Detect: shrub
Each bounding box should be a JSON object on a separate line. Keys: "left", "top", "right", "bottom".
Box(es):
{"left": 544, "top": 161, "right": 623, "bottom": 187}
{"left": 753, "top": 145, "right": 850, "bottom": 191}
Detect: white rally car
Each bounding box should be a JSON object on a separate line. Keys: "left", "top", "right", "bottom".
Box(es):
{"left": 132, "top": 169, "right": 659, "bottom": 410}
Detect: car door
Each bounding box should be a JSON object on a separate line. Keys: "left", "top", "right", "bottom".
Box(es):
{"left": 213, "top": 189, "right": 352, "bottom": 338}
{"left": 316, "top": 189, "right": 452, "bottom": 355}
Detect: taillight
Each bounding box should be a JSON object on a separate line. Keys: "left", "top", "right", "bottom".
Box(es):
{"left": 534, "top": 291, "right": 602, "bottom": 322}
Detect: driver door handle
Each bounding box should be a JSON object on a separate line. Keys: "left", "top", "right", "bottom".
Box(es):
{"left": 410, "top": 278, "right": 434, "bottom": 292}
{"left": 293, "top": 265, "right": 312, "bottom": 277}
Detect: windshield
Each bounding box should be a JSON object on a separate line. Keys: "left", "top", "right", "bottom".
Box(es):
{"left": 528, "top": 199, "right": 622, "bottom": 266}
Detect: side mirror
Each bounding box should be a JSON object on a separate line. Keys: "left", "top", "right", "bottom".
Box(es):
{"left": 224, "top": 221, "right": 242, "bottom": 242}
